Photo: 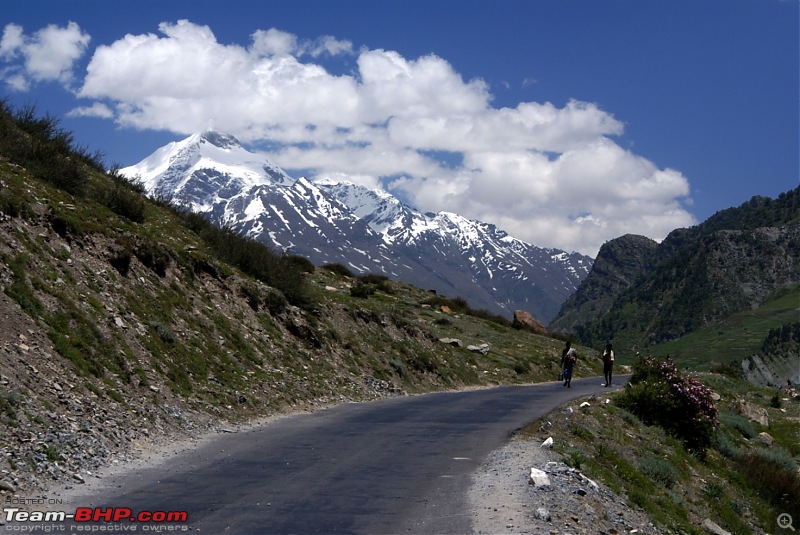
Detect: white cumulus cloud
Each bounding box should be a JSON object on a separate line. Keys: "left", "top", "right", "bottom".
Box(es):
{"left": 0, "top": 22, "right": 90, "bottom": 90}
{"left": 68, "top": 19, "right": 694, "bottom": 255}
{"left": 66, "top": 102, "right": 114, "bottom": 119}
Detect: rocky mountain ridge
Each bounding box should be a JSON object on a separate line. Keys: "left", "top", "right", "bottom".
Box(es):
{"left": 549, "top": 187, "right": 800, "bottom": 353}
{"left": 120, "top": 131, "right": 592, "bottom": 322}
{"left": 548, "top": 234, "right": 659, "bottom": 339}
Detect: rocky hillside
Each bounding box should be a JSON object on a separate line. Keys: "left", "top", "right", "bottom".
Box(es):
{"left": 742, "top": 322, "right": 800, "bottom": 387}
{"left": 0, "top": 106, "right": 599, "bottom": 495}
{"left": 548, "top": 234, "right": 658, "bottom": 339}
{"left": 549, "top": 187, "right": 800, "bottom": 352}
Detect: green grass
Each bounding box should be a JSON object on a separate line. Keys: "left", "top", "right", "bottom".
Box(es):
{"left": 647, "top": 285, "right": 799, "bottom": 369}
{"left": 533, "top": 370, "right": 800, "bottom": 533}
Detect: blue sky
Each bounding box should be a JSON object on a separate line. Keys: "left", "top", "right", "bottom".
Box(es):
{"left": 1, "top": 0, "right": 797, "bottom": 256}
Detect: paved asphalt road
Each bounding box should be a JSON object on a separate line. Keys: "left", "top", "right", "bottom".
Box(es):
{"left": 42, "top": 377, "right": 623, "bottom": 534}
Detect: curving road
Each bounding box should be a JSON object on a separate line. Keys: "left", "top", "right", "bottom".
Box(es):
{"left": 45, "top": 377, "right": 622, "bottom": 534}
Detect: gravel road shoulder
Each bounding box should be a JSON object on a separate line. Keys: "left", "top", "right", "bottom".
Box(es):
{"left": 469, "top": 416, "right": 664, "bottom": 535}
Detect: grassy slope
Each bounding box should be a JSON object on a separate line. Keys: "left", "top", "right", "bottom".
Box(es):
{"left": 521, "top": 373, "right": 799, "bottom": 534}
{"left": 645, "top": 286, "right": 800, "bottom": 370}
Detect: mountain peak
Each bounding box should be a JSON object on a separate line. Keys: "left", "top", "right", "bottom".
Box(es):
{"left": 120, "top": 131, "right": 294, "bottom": 204}
{"left": 199, "top": 130, "right": 241, "bottom": 150}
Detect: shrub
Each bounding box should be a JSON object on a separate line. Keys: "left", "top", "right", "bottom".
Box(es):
{"left": 5, "top": 253, "right": 44, "bottom": 317}
{"left": 389, "top": 359, "right": 406, "bottom": 378}
{"left": 708, "top": 361, "right": 742, "bottom": 379}
{"left": 2, "top": 104, "right": 90, "bottom": 196}
{"left": 358, "top": 273, "right": 394, "bottom": 294}
{"left": 421, "top": 294, "right": 512, "bottom": 327}
{"left": 173, "top": 212, "right": 311, "bottom": 308}
{"left": 422, "top": 295, "right": 468, "bottom": 313}
{"left": 108, "top": 249, "right": 132, "bottom": 276}
{"left": 0, "top": 186, "right": 31, "bottom": 219}
{"left": 167, "top": 365, "right": 192, "bottom": 395}
{"left": 737, "top": 449, "right": 800, "bottom": 518}
{"left": 149, "top": 320, "right": 175, "bottom": 344}
{"left": 47, "top": 310, "right": 106, "bottom": 378}
{"left": 322, "top": 263, "right": 354, "bottom": 277}
{"left": 712, "top": 430, "right": 740, "bottom": 458}
{"left": 639, "top": 455, "right": 679, "bottom": 488}
{"left": 49, "top": 213, "right": 86, "bottom": 239}
{"left": 513, "top": 361, "right": 531, "bottom": 375}
{"left": 702, "top": 481, "right": 724, "bottom": 499}
{"left": 284, "top": 254, "right": 315, "bottom": 273}
{"left": 618, "top": 355, "right": 718, "bottom": 453}
{"left": 753, "top": 445, "right": 797, "bottom": 473}
{"left": 264, "top": 290, "right": 288, "bottom": 315}
{"left": 99, "top": 181, "right": 147, "bottom": 223}
{"left": 350, "top": 282, "right": 376, "bottom": 298}
{"left": 0, "top": 391, "right": 20, "bottom": 423}
{"left": 718, "top": 411, "right": 756, "bottom": 439}
{"left": 134, "top": 239, "right": 171, "bottom": 277}
{"left": 241, "top": 284, "right": 261, "bottom": 311}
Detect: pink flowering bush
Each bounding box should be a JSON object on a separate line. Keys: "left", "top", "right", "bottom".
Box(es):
{"left": 619, "top": 355, "right": 718, "bottom": 453}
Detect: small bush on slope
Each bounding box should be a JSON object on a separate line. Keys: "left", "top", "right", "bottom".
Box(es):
{"left": 618, "top": 355, "right": 718, "bottom": 454}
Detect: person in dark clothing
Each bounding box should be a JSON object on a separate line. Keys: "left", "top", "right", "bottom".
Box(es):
{"left": 602, "top": 343, "right": 614, "bottom": 387}
{"left": 561, "top": 341, "right": 577, "bottom": 388}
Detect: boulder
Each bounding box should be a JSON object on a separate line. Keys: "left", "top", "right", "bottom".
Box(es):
{"left": 702, "top": 518, "right": 732, "bottom": 535}
{"left": 529, "top": 467, "right": 551, "bottom": 487}
{"left": 513, "top": 310, "right": 548, "bottom": 335}
{"left": 733, "top": 400, "right": 769, "bottom": 427}
{"left": 467, "top": 343, "right": 490, "bottom": 355}
{"left": 756, "top": 432, "right": 774, "bottom": 446}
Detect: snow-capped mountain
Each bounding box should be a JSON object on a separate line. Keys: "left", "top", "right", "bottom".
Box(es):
{"left": 121, "top": 131, "right": 592, "bottom": 321}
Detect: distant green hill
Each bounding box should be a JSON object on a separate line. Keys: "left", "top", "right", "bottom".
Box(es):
{"left": 550, "top": 187, "right": 800, "bottom": 358}
{"left": 648, "top": 284, "right": 799, "bottom": 370}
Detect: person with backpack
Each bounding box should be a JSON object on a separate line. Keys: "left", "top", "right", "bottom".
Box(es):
{"left": 602, "top": 343, "right": 614, "bottom": 387}
{"left": 561, "top": 341, "right": 577, "bottom": 388}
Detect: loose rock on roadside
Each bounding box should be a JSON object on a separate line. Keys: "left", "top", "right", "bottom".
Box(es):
{"left": 469, "top": 415, "right": 665, "bottom": 535}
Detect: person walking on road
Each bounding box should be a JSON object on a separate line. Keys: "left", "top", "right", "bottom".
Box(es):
{"left": 602, "top": 343, "right": 614, "bottom": 387}
{"left": 561, "top": 341, "right": 577, "bottom": 388}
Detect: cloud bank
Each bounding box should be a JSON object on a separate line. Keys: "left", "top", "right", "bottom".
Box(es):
{"left": 1, "top": 20, "right": 695, "bottom": 256}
